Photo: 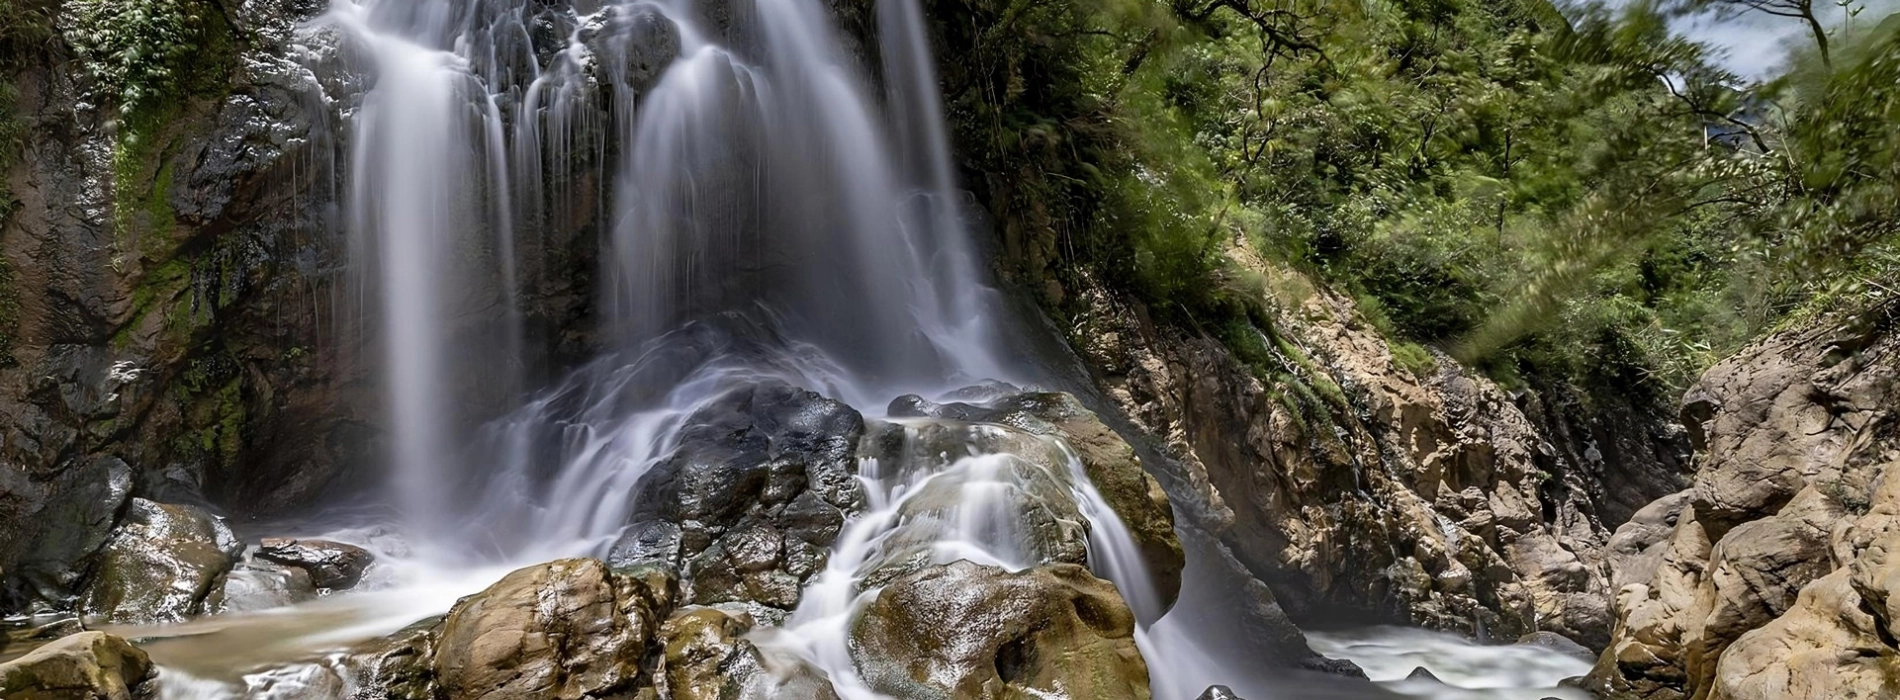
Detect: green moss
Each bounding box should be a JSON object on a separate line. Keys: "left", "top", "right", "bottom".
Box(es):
{"left": 1391, "top": 341, "right": 1437, "bottom": 379}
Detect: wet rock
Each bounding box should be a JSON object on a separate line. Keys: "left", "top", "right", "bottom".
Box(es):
{"left": 209, "top": 557, "right": 317, "bottom": 613}
{"left": 432, "top": 558, "right": 669, "bottom": 700}
{"left": 591, "top": 4, "right": 680, "bottom": 92}
{"left": 255, "top": 538, "right": 374, "bottom": 590}
{"left": 851, "top": 561, "right": 1150, "bottom": 700}
{"left": 83, "top": 499, "right": 241, "bottom": 624}
{"left": 1196, "top": 686, "right": 1246, "bottom": 700}
{"left": 1515, "top": 631, "right": 1593, "bottom": 662}
{"left": 342, "top": 615, "right": 443, "bottom": 700}
{"left": 613, "top": 381, "right": 864, "bottom": 612}
{"left": 9, "top": 617, "right": 84, "bottom": 643}
{"left": 0, "top": 631, "right": 153, "bottom": 699}
{"left": 12, "top": 457, "right": 133, "bottom": 608}
{"left": 888, "top": 391, "right": 1185, "bottom": 611}
{"left": 1405, "top": 667, "right": 1441, "bottom": 682}
{"left": 660, "top": 607, "right": 839, "bottom": 700}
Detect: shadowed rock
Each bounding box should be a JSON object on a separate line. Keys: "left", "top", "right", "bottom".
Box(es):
{"left": 611, "top": 381, "right": 865, "bottom": 612}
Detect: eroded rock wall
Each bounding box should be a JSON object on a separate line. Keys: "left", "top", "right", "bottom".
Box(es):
{"left": 1585, "top": 310, "right": 1900, "bottom": 700}
{"left": 1061, "top": 269, "right": 1690, "bottom": 647}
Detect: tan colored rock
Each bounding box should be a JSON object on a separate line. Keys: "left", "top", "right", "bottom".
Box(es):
{"left": 851, "top": 561, "right": 1150, "bottom": 700}
{"left": 0, "top": 631, "right": 152, "bottom": 700}
{"left": 1709, "top": 569, "right": 1900, "bottom": 700}
{"left": 432, "top": 559, "right": 668, "bottom": 700}
{"left": 1069, "top": 275, "right": 1657, "bottom": 646}
{"left": 659, "top": 607, "right": 838, "bottom": 700}
{"left": 1590, "top": 318, "right": 1900, "bottom": 699}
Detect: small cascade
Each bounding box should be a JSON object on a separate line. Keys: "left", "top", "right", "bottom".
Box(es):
{"left": 758, "top": 414, "right": 1172, "bottom": 699}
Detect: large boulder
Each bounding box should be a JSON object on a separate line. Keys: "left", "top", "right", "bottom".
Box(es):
{"left": 255, "top": 538, "right": 374, "bottom": 590}
{"left": 82, "top": 499, "right": 242, "bottom": 624}
{"left": 611, "top": 381, "right": 865, "bottom": 614}
{"left": 0, "top": 631, "right": 153, "bottom": 700}
{"left": 888, "top": 391, "right": 1185, "bottom": 613}
{"left": 431, "top": 559, "right": 672, "bottom": 700}
{"left": 1709, "top": 569, "right": 1900, "bottom": 700}
{"left": 851, "top": 561, "right": 1150, "bottom": 700}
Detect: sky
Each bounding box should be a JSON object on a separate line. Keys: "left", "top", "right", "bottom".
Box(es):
{"left": 1595, "top": 0, "right": 1900, "bottom": 80}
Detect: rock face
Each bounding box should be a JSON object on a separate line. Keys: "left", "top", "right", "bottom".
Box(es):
{"left": 432, "top": 559, "right": 671, "bottom": 700}
{"left": 0, "top": 631, "right": 153, "bottom": 700}
{"left": 610, "top": 381, "right": 866, "bottom": 614}
{"left": 82, "top": 498, "right": 241, "bottom": 624}
{"left": 1585, "top": 315, "right": 1900, "bottom": 700}
{"left": 851, "top": 561, "right": 1151, "bottom": 700}
{"left": 1064, "top": 273, "right": 1688, "bottom": 647}
{"left": 255, "top": 538, "right": 374, "bottom": 590}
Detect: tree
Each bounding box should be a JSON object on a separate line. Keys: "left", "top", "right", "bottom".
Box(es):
{"left": 1679, "top": 0, "right": 1834, "bottom": 66}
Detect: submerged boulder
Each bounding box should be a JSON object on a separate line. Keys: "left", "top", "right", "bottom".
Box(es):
{"left": 0, "top": 631, "right": 153, "bottom": 700}
{"left": 82, "top": 499, "right": 241, "bottom": 624}
{"left": 255, "top": 538, "right": 374, "bottom": 590}
{"left": 611, "top": 381, "right": 865, "bottom": 612}
{"left": 432, "top": 559, "right": 672, "bottom": 700}
{"left": 851, "top": 561, "right": 1150, "bottom": 700}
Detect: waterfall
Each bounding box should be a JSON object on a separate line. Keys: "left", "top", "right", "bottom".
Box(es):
{"left": 306, "top": 0, "right": 1234, "bottom": 696}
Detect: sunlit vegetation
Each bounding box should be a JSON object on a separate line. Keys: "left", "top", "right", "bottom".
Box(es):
{"left": 944, "top": 0, "right": 1900, "bottom": 396}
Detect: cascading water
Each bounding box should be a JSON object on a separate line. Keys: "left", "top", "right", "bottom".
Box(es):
{"left": 143, "top": 0, "right": 1327, "bottom": 697}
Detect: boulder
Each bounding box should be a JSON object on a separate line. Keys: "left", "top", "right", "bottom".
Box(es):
{"left": 255, "top": 538, "right": 374, "bottom": 590}
{"left": 888, "top": 391, "right": 1185, "bottom": 612}
{"left": 611, "top": 381, "right": 864, "bottom": 612}
{"left": 82, "top": 499, "right": 241, "bottom": 624}
{"left": 0, "top": 631, "right": 153, "bottom": 700}
{"left": 432, "top": 558, "right": 670, "bottom": 700}
{"left": 1710, "top": 569, "right": 1900, "bottom": 699}
{"left": 341, "top": 615, "right": 443, "bottom": 700}
{"left": 660, "top": 607, "right": 838, "bottom": 700}
{"left": 851, "top": 561, "right": 1150, "bottom": 700}
{"left": 209, "top": 557, "right": 317, "bottom": 613}
{"left": 1196, "top": 686, "right": 1246, "bottom": 700}
{"left": 1515, "top": 631, "right": 1593, "bottom": 662}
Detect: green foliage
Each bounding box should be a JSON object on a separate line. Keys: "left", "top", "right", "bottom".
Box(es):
{"left": 953, "top": 0, "right": 1900, "bottom": 396}
{"left": 64, "top": 0, "right": 204, "bottom": 117}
